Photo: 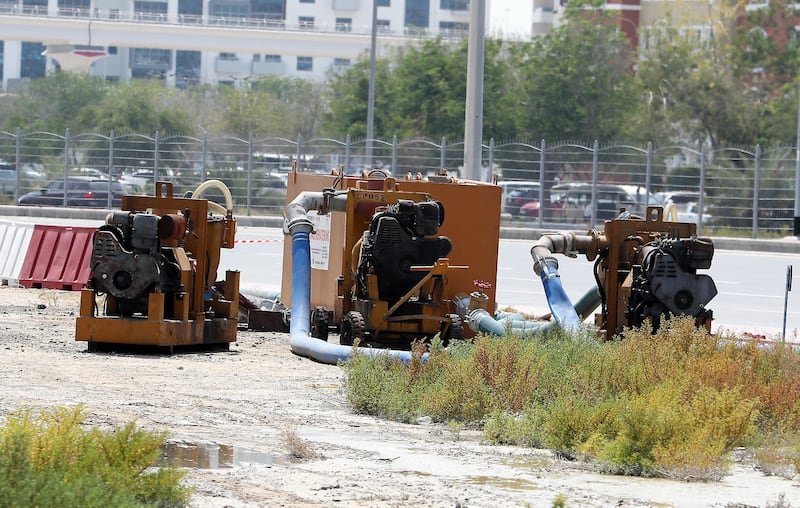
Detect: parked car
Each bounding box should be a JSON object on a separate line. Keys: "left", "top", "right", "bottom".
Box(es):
{"left": 0, "top": 162, "right": 46, "bottom": 196}
{"left": 550, "top": 183, "right": 637, "bottom": 223}
{"left": 18, "top": 176, "right": 126, "bottom": 208}
{"left": 498, "top": 181, "right": 541, "bottom": 216}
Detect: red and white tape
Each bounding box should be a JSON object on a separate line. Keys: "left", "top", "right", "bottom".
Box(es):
{"left": 234, "top": 239, "right": 283, "bottom": 244}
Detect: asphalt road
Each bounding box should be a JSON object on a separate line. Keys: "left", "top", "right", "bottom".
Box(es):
{"left": 3, "top": 213, "right": 797, "bottom": 337}
{"left": 225, "top": 225, "right": 800, "bottom": 338}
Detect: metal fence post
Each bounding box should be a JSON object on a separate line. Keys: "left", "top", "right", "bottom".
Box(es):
{"left": 295, "top": 133, "right": 303, "bottom": 171}
{"left": 488, "top": 138, "right": 495, "bottom": 182}
{"left": 15, "top": 127, "right": 21, "bottom": 202}
{"left": 590, "top": 140, "right": 599, "bottom": 227}
{"left": 201, "top": 132, "right": 208, "bottom": 184}
{"left": 698, "top": 147, "right": 707, "bottom": 236}
{"left": 246, "top": 132, "right": 253, "bottom": 216}
{"left": 345, "top": 134, "right": 351, "bottom": 174}
{"left": 107, "top": 130, "right": 114, "bottom": 209}
{"left": 153, "top": 131, "right": 160, "bottom": 189}
{"left": 63, "top": 128, "right": 70, "bottom": 207}
{"left": 391, "top": 134, "right": 398, "bottom": 177}
{"left": 440, "top": 137, "right": 446, "bottom": 170}
{"left": 753, "top": 144, "right": 762, "bottom": 239}
{"left": 645, "top": 141, "right": 653, "bottom": 211}
{"left": 538, "top": 139, "right": 546, "bottom": 230}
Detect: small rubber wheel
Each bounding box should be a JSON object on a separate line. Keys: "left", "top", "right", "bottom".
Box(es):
{"left": 310, "top": 306, "right": 330, "bottom": 341}
{"left": 340, "top": 311, "right": 366, "bottom": 346}
{"left": 440, "top": 313, "right": 464, "bottom": 346}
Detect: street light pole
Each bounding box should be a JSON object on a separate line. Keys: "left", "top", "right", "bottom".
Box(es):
{"left": 463, "top": 0, "right": 486, "bottom": 181}
{"left": 366, "top": 0, "right": 378, "bottom": 169}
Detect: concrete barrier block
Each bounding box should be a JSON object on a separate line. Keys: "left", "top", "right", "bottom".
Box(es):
{"left": 0, "top": 221, "right": 35, "bottom": 286}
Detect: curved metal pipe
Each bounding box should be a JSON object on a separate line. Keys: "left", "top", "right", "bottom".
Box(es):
{"left": 284, "top": 192, "right": 427, "bottom": 365}
{"left": 529, "top": 232, "right": 599, "bottom": 331}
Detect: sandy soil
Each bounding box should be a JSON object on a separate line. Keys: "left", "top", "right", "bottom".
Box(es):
{"left": 1, "top": 285, "right": 799, "bottom": 508}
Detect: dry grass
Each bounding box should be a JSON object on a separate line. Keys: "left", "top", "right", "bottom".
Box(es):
{"left": 279, "top": 424, "right": 317, "bottom": 462}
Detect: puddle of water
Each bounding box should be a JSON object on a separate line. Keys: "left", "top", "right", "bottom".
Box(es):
{"left": 503, "top": 455, "right": 553, "bottom": 469}
{"left": 158, "top": 440, "right": 284, "bottom": 469}
{"left": 465, "top": 475, "right": 538, "bottom": 491}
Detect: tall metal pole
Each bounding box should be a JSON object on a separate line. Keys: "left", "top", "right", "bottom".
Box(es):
{"left": 794, "top": 82, "right": 800, "bottom": 236}
{"left": 463, "top": 0, "right": 486, "bottom": 181}
{"left": 365, "top": 0, "right": 378, "bottom": 169}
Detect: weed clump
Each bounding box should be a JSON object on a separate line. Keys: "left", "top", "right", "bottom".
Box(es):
{"left": 341, "top": 316, "right": 800, "bottom": 480}
{"left": 0, "top": 405, "right": 192, "bottom": 507}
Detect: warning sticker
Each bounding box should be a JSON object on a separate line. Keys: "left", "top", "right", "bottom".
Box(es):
{"left": 309, "top": 211, "right": 331, "bottom": 271}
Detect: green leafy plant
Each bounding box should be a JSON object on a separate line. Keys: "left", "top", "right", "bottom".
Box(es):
{"left": 0, "top": 405, "right": 191, "bottom": 507}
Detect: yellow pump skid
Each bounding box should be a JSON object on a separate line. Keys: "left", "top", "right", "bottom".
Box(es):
{"left": 76, "top": 182, "right": 239, "bottom": 350}
{"left": 282, "top": 170, "right": 501, "bottom": 341}
{"left": 593, "top": 207, "right": 712, "bottom": 338}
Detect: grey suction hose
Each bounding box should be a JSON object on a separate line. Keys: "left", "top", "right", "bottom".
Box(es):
{"left": 284, "top": 191, "right": 428, "bottom": 365}
{"left": 467, "top": 285, "right": 602, "bottom": 337}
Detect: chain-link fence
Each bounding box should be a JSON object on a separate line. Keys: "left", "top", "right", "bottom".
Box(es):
{"left": 0, "top": 129, "right": 797, "bottom": 238}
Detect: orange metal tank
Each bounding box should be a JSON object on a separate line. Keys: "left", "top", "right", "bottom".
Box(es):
{"left": 280, "top": 170, "right": 502, "bottom": 337}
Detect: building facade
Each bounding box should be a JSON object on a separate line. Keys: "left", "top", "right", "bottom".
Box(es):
{"left": 0, "top": 0, "right": 490, "bottom": 90}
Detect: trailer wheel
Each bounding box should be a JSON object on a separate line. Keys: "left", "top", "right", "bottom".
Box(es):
{"left": 340, "top": 311, "right": 366, "bottom": 346}
{"left": 440, "top": 313, "right": 464, "bottom": 346}
{"left": 310, "top": 306, "right": 330, "bottom": 341}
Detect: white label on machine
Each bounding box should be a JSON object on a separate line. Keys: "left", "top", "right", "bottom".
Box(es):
{"left": 309, "top": 211, "right": 331, "bottom": 271}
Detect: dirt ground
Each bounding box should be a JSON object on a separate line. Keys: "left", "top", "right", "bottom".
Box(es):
{"left": 1, "top": 286, "right": 799, "bottom": 508}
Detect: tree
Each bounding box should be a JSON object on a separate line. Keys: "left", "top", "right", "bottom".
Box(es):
{"left": 323, "top": 52, "right": 398, "bottom": 139}
{"left": 511, "top": 9, "right": 638, "bottom": 142}
{"left": 633, "top": 8, "right": 764, "bottom": 148}
{"left": 0, "top": 72, "right": 109, "bottom": 133}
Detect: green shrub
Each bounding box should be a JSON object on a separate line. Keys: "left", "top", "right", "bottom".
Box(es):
{"left": 0, "top": 405, "right": 191, "bottom": 508}
{"left": 341, "top": 316, "right": 800, "bottom": 479}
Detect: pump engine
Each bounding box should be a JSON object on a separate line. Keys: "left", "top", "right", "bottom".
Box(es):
{"left": 626, "top": 237, "right": 717, "bottom": 330}
{"left": 356, "top": 199, "right": 452, "bottom": 302}
{"left": 90, "top": 211, "right": 188, "bottom": 316}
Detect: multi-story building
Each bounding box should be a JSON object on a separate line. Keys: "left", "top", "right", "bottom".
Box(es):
{"left": 0, "top": 0, "right": 740, "bottom": 93}
{"left": 0, "top": 0, "right": 531, "bottom": 90}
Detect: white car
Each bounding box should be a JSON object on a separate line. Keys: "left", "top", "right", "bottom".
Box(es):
{"left": 676, "top": 202, "right": 714, "bottom": 224}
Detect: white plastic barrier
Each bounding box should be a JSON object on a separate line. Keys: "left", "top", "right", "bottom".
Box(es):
{"left": 0, "top": 221, "right": 34, "bottom": 286}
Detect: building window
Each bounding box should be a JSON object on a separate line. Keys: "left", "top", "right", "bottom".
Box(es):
{"left": 405, "top": 0, "right": 429, "bottom": 28}
{"left": 252, "top": 54, "right": 261, "bottom": 62}
{"left": 264, "top": 54, "right": 281, "bottom": 62}
{"left": 299, "top": 16, "right": 314, "bottom": 29}
{"left": 134, "top": 0, "right": 167, "bottom": 13}
{"left": 175, "top": 50, "right": 200, "bottom": 88}
{"left": 378, "top": 0, "right": 389, "bottom": 5}
{"left": 58, "top": 0, "right": 90, "bottom": 10}
{"left": 0, "top": 41, "right": 4, "bottom": 82}
{"left": 130, "top": 48, "right": 171, "bottom": 68}
{"left": 440, "top": 0, "right": 468, "bottom": 10}
{"left": 297, "top": 56, "right": 313, "bottom": 71}
{"left": 336, "top": 17, "right": 352, "bottom": 32}
{"left": 299, "top": 0, "right": 314, "bottom": 2}
{"left": 19, "top": 42, "right": 46, "bottom": 79}
{"left": 377, "top": 19, "right": 390, "bottom": 32}
{"left": 219, "top": 52, "right": 238, "bottom": 60}
{"left": 439, "top": 21, "right": 468, "bottom": 34}
{"left": 251, "top": 0, "right": 284, "bottom": 16}
{"left": 178, "top": 0, "right": 202, "bottom": 16}
{"left": 334, "top": 58, "right": 351, "bottom": 67}
{"left": 209, "top": 0, "right": 249, "bottom": 17}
